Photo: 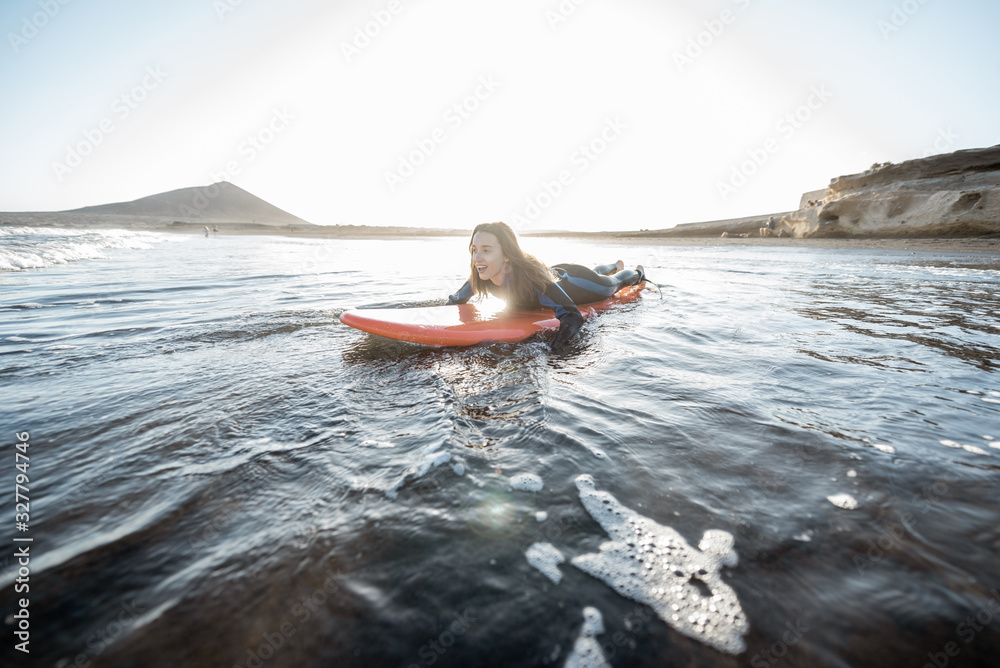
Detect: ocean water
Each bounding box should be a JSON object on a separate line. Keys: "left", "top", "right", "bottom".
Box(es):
{"left": 1, "top": 228, "right": 999, "bottom": 668}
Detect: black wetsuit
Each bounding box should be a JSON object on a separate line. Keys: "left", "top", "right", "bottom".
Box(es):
{"left": 447, "top": 263, "right": 643, "bottom": 349}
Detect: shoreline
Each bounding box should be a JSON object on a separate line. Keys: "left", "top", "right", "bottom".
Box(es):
{"left": 584, "top": 234, "right": 1000, "bottom": 255}
{"left": 3, "top": 217, "right": 999, "bottom": 257}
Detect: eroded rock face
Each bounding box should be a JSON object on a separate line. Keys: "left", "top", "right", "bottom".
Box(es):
{"left": 782, "top": 145, "right": 1000, "bottom": 238}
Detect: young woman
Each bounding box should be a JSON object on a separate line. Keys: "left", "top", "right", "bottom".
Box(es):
{"left": 447, "top": 222, "right": 646, "bottom": 350}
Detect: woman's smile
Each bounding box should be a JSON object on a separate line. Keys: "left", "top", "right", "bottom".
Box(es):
{"left": 471, "top": 231, "right": 510, "bottom": 285}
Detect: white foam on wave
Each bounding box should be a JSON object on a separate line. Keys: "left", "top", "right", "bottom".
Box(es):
{"left": 0, "top": 227, "right": 177, "bottom": 271}
{"left": 827, "top": 494, "right": 858, "bottom": 510}
{"left": 940, "top": 439, "right": 991, "bottom": 456}
{"left": 0, "top": 226, "right": 87, "bottom": 237}
{"left": 570, "top": 475, "right": 748, "bottom": 655}
{"left": 377, "top": 441, "right": 467, "bottom": 500}
{"left": 509, "top": 473, "right": 544, "bottom": 492}
{"left": 385, "top": 449, "right": 454, "bottom": 500}
{"left": 872, "top": 444, "right": 896, "bottom": 454}
{"left": 11, "top": 303, "right": 46, "bottom": 309}
{"left": 361, "top": 439, "right": 395, "bottom": 448}
{"left": 563, "top": 607, "right": 609, "bottom": 668}
{"left": 525, "top": 542, "right": 565, "bottom": 585}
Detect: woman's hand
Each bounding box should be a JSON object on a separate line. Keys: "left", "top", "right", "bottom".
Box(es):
{"left": 549, "top": 317, "right": 583, "bottom": 351}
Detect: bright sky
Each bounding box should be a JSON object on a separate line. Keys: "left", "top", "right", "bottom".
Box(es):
{"left": 2, "top": 0, "right": 998, "bottom": 232}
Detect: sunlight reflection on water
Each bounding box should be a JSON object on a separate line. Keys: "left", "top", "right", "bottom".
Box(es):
{"left": 1, "top": 234, "right": 998, "bottom": 667}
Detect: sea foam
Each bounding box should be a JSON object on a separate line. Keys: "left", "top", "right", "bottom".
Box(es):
{"left": 525, "top": 542, "right": 565, "bottom": 585}
{"left": 509, "top": 473, "right": 544, "bottom": 492}
{"left": 570, "top": 475, "right": 748, "bottom": 655}
{"left": 0, "top": 227, "right": 177, "bottom": 271}
{"left": 826, "top": 494, "right": 858, "bottom": 510}
{"left": 563, "top": 607, "right": 609, "bottom": 668}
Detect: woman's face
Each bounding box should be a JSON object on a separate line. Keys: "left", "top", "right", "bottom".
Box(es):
{"left": 470, "top": 231, "right": 510, "bottom": 285}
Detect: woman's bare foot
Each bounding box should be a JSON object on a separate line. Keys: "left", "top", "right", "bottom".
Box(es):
{"left": 614, "top": 260, "right": 625, "bottom": 273}
{"left": 635, "top": 264, "right": 645, "bottom": 283}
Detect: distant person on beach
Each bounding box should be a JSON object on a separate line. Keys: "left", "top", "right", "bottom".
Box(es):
{"left": 447, "top": 221, "right": 647, "bottom": 350}
{"left": 212, "top": 225, "right": 219, "bottom": 235}
{"left": 204, "top": 226, "right": 210, "bottom": 237}
{"left": 760, "top": 217, "right": 776, "bottom": 237}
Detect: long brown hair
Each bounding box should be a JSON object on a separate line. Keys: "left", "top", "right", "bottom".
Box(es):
{"left": 466, "top": 222, "right": 556, "bottom": 306}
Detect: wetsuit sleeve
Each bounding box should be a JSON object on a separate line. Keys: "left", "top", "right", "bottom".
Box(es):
{"left": 537, "top": 283, "right": 584, "bottom": 350}
{"left": 447, "top": 281, "right": 474, "bottom": 305}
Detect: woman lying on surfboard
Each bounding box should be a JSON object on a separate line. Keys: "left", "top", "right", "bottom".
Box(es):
{"left": 447, "top": 221, "right": 646, "bottom": 350}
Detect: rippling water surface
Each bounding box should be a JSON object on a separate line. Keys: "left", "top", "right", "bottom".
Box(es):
{"left": 2, "top": 230, "right": 999, "bottom": 667}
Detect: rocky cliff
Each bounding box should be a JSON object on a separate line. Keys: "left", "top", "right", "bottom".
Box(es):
{"left": 781, "top": 145, "right": 1000, "bottom": 237}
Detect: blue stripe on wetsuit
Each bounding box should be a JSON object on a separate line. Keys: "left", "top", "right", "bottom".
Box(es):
{"left": 551, "top": 268, "right": 617, "bottom": 299}
{"left": 534, "top": 283, "right": 580, "bottom": 322}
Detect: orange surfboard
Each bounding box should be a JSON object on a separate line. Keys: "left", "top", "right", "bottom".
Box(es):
{"left": 340, "top": 283, "right": 647, "bottom": 346}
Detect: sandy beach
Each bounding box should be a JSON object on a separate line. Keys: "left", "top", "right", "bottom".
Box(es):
{"left": 4, "top": 211, "right": 999, "bottom": 258}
